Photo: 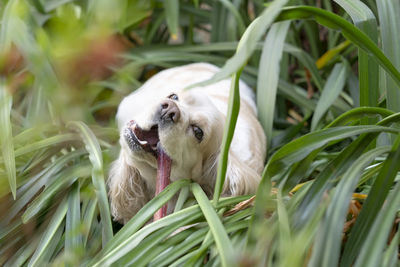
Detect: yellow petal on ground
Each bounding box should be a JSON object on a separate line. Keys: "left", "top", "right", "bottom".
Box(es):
{"left": 352, "top": 193, "right": 367, "bottom": 199}
{"left": 316, "top": 40, "right": 351, "bottom": 69}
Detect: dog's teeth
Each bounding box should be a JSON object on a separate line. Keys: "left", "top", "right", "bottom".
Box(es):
{"left": 138, "top": 140, "right": 148, "bottom": 145}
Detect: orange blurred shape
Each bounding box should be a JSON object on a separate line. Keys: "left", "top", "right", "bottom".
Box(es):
{"left": 64, "top": 34, "right": 132, "bottom": 87}
{"left": 0, "top": 45, "right": 27, "bottom": 94}
{"left": 0, "top": 45, "right": 24, "bottom": 76}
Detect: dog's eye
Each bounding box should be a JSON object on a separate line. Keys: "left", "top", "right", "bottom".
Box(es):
{"left": 168, "top": 93, "right": 179, "bottom": 101}
{"left": 192, "top": 125, "right": 203, "bottom": 142}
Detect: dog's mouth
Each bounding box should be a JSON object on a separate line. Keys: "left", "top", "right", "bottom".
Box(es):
{"left": 125, "top": 120, "right": 160, "bottom": 157}
{"left": 124, "top": 120, "right": 171, "bottom": 220}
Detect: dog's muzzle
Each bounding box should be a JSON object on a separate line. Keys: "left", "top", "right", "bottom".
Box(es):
{"left": 124, "top": 99, "right": 181, "bottom": 155}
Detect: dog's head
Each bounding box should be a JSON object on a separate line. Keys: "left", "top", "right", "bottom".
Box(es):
{"left": 120, "top": 89, "right": 224, "bottom": 188}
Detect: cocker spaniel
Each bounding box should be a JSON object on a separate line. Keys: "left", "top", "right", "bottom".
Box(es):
{"left": 108, "top": 63, "right": 266, "bottom": 224}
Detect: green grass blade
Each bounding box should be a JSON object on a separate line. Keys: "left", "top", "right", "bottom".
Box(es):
{"left": 311, "top": 62, "right": 348, "bottom": 131}
{"left": 211, "top": 2, "right": 228, "bottom": 42}
{"left": 4, "top": 237, "right": 39, "bottom": 267}
{"left": 117, "top": 214, "right": 201, "bottom": 266}
{"left": 169, "top": 220, "right": 249, "bottom": 267}
{"left": 257, "top": 21, "right": 290, "bottom": 147}
{"left": 37, "top": 220, "right": 64, "bottom": 264}
{"left": 284, "top": 44, "right": 323, "bottom": 91}
{"left": 276, "top": 190, "right": 291, "bottom": 264}
{"left": 382, "top": 230, "right": 400, "bottom": 267}
{"left": 189, "top": 0, "right": 289, "bottom": 88}
{"left": 309, "top": 146, "right": 391, "bottom": 267}
{"left": 67, "top": 121, "right": 113, "bottom": 245}
{"left": 277, "top": 6, "right": 400, "bottom": 89}
{"left": 90, "top": 205, "right": 201, "bottom": 267}
{"left": 326, "top": 107, "right": 394, "bottom": 128}
{"left": 65, "top": 181, "right": 82, "bottom": 257}
{"left": 354, "top": 176, "right": 400, "bottom": 267}
{"left": 302, "top": 20, "right": 322, "bottom": 59}
{"left": 164, "top": 0, "right": 179, "bottom": 39}
{"left": 26, "top": 84, "right": 49, "bottom": 125}
{"left": 174, "top": 186, "right": 189, "bottom": 212}
{"left": 293, "top": 134, "right": 374, "bottom": 225}
{"left": 186, "top": 210, "right": 253, "bottom": 266}
{"left": 341, "top": 133, "right": 400, "bottom": 266}
{"left": 0, "top": 84, "right": 16, "bottom": 199}
{"left": 282, "top": 193, "right": 327, "bottom": 267}
{"left": 335, "top": 0, "right": 379, "bottom": 110}
{"left": 266, "top": 125, "right": 399, "bottom": 178}
{"left": 278, "top": 80, "right": 316, "bottom": 113}
{"left": 192, "top": 183, "right": 234, "bottom": 267}
{"left": 2, "top": 150, "right": 85, "bottom": 225}
{"left": 13, "top": 134, "right": 78, "bottom": 158}
{"left": 149, "top": 228, "right": 209, "bottom": 267}
{"left": 377, "top": 0, "right": 400, "bottom": 112}
{"left": 378, "top": 112, "right": 400, "bottom": 126}
{"left": 91, "top": 179, "right": 191, "bottom": 263}
{"left": 27, "top": 198, "right": 68, "bottom": 267}
{"left": 213, "top": 69, "right": 241, "bottom": 203}
{"left": 218, "top": 0, "right": 246, "bottom": 36}
{"left": 22, "top": 164, "right": 91, "bottom": 223}
{"left": 82, "top": 198, "right": 97, "bottom": 247}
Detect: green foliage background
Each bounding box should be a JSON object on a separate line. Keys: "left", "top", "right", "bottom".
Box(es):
{"left": 1, "top": 0, "right": 400, "bottom": 266}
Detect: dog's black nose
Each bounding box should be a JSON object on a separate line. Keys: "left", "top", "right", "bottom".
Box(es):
{"left": 159, "top": 99, "right": 180, "bottom": 123}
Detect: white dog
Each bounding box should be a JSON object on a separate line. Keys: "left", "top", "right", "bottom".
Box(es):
{"left": 108, "top": 63, "right": 266, "bottom": 224}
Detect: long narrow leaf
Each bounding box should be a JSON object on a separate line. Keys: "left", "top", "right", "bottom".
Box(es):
{"left": 341, "top": 133, "right": 400, "bottom": 266}
{"left": 276, "top": 190, "right": 291, "bottom": 264}
{"left": 382, "top": 230, "right": 400, "bottom": 267}
{"left": 22, "top": 164, "right": 91, "bottom": 223}
{"left": 354, "top": 174, "right": 400, "bottom": 267}
{"left": 0, "top": 83, "right": 16, "bottom": 199}
{"left": 91, "top": 179, "right": 191, "bottom": 263}
{"left": 284, "top": 43, "right": 323, "bottom": 91}
{"left": 149, "top": 228, "right": 209, "bottom": 267}
{"left": 309, "top": 146, "right": 391, "bottom": 267}
{"left": 311, "top": 62, "right": 348, "bottom": 131}
{"left": 3, "top": 150, "right": 85, "bottom": 225}
{"left": 326, "top": 107, "right": 394, "bottom": 128}
{"left": 266, "top": 125, "right": 399, "bottom": 178}
{"left": 277, "top": 6, "right": 400, "bottom": 88}
{"left": 335, "top": 0, "right": 379, "bottom": 111}
{"left": 90, "top": 205, "right": 202, "bottom": 266}
{"left": 213, "top": 69, "right": 241, "bottom": 202}
{"left": 193, "top": 183, "right": 234, "bottom": 267}
{"left": 28, "top": 198, "right": 68, "bottom": 267}
{"left": 13, "top": 134, "right": 78, "bottom": 158}
{"left": 117, "top": 214, "right": 200, "bottom": 266}
{"left": 65, "top": 181, "right": 82, "bottom": 256}
{"left": 257, "top": 21, "right": 290, "bottom": 147}
{"left": 164, "top": 0, "right": 179, "bottom": 39}
{"left": 377, "top": 0, "right": 400, "bottom": 112}
{"left": 189, "top": 0, "right": 289, "bottom": 88}
{"left": 67, "top": 121, "right": 113, "bottom": 245}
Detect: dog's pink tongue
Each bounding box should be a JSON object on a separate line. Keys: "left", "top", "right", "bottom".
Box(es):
{"left": 154, "top": 145, "right": 171, "bottom": 221}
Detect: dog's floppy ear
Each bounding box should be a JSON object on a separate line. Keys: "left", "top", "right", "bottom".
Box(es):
{"left": 108, "top": 151, "right": 150, "bottom": 224}
{"left": 201, "top": 151, "right": 261, "bottom": 197}
{"left": 223, "top": 151, "right": 261, "bottom": 196}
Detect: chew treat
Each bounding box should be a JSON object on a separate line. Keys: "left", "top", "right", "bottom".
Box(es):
{"left": 153, "top": 144, "right": 172, "bottom": 221}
